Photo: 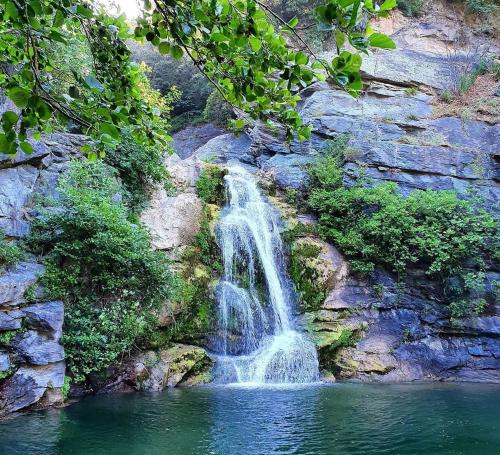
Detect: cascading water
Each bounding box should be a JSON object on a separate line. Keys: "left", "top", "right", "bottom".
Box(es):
{"left": 210, "top": 166, "right": 319, "bottom": 384}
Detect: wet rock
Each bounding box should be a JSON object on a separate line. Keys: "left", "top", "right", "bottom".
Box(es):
{"left": 0, "top": 362, "right": 65, "bottom": 416}
{"left": 0, "top": 352, "right": 10, "bottom": 372}
{"left": 141, "top": 190, "right": 203, "bottom": 251}
{"left": 0, "top": 262, "right": 44, "bottom": 308}
{"left": 461, "top": 316, "right": 500, "bottom": 337}
{"left": 293, "top": 237, "right": 348, "bottom": 298}
{"left": 12, "top": 331, "right": 64, "bottom": 366}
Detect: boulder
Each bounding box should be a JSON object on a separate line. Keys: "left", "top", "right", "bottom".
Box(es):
{"left": 141, "top": 190, "right": 203, "bottom": 251}
{"left": 0, "top": 262, "right": 44, "bottom": 308}
{"left": 22, "top": 301, "right": 64, "bottom": 339}
{"left": 172, "top": 124, "right": 227, "bottom": 159}
{"left": 0, "top": 310, "right": 23, "bottom": 330}
{"left": 0, "top": 361, "right": 65, "bottom": 416}
{"left": 165, "top": 154, "right": 203, "bottom": 192}
{"left": 12, "top": 331, "right": 64, "bottom": 366}
{"left": 99, "top": 344, "right": 212, "bottom": 393}
{"left": 193, "top": 132, "right": 252, "bottom": 163}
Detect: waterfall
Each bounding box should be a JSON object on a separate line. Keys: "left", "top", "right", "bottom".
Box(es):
{"left": 210, "top": 166, "right": 319, "bottom": 384}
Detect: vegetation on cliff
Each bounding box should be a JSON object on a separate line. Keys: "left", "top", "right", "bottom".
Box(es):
{"left": 303, "top": 136, "right": 499, "bottom": 320}
{"left": 28, "top": 160, "right": 175, "bottom": 382}
{"left": 0, "top": 230, "right": 24, "bottom": 272}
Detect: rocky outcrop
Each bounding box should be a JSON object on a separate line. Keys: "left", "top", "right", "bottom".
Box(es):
{"left": 141, "top": 190, "right": 203, "bottom": 250}
{"left": 162, "top": 7, "right": 499, "bottom": 383}
{"left": 94, "top": 344, "right": 212, "bottom": 393}
{"left": 0, "top": 134, "right": 82, "bottom": 417}
{"left": 303, "top": 267, "right": 500, "bottom": 383}
{"left": 141, "top": 153, "right": 205, "bottom": 253}
{"left": 0, "top": 134, "right": 84, "bottom": 238}
{"left": 0, "top": 300, "right": 65, "bottom": 417}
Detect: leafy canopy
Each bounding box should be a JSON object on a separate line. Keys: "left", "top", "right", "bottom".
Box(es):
{"left": 1, "top": 0, "right": 397, "bottom": 154}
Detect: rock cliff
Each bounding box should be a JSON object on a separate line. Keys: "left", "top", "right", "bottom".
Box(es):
{"left": 170, "top": 5, "right": 499, "bottom": 382}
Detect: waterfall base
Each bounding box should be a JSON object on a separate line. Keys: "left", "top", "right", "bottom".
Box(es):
{"left": 212, "top": 330, "right": 319, "bottom": 384}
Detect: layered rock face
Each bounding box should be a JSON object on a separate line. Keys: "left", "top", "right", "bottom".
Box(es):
{"left": 171, "top": 8, "right": 499, "bottom": 382}
{"left": 0, "top": 134, "right": 82, "bottom": 417}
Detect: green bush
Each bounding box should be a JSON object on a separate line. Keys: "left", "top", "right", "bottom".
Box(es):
{"left": 0, "top": 230, "right": 24, "bottom": 271}
{"left": 196, "top": 165, "right": 227, "bottom": 205}
{"left": 397, "top": 0, "right": 424, "bottom": 17}
{"left": 104, "top": 130, "right": 172, "bottom": 212}
{"left": 202, "top": 91, "right": 235, "bottom": 128}
{"left": 464, "top": 0, "right": 499, "bottom": 16}
{"left": 28, "top": 160, "right": 174, "bottom": 382}
{"left": 305, "top": 138, "right": 498, "bottom": 319}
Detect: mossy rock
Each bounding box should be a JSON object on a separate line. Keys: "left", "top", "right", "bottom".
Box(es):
{"left": 290, "top": 236, "right": 348, "bottom": 312}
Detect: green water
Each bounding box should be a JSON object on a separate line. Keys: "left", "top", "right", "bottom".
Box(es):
{"left": 1, "top": 383, "right": 499, "bottom": 455}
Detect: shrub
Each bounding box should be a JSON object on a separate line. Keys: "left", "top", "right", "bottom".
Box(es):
{"left": 305, "top": 138, "right": 499, "bottom": 319}
{"left": 203, "top": 91, "right": 235, "bottom": 127}
{"left": 397, "top": 0, "right": 424, "bottom": 17}
{"left": 196, "top": 165, "right": 227, "bottom": 205}
{"left": 28, "top": 160, "right": 174, "bottom": 382}
{"left": 104, "top": 130, "right": 172, "bottom": 212}
{"left": 464, "top": 0, "right": 499, "bottom": 16}
{"left": 0, "top": 230, "right": 23, "bottom": 272}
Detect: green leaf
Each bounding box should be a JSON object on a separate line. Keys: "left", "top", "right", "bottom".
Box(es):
{"left": 379, "top": 0, "right": 397, "bottom": 11}
{"left": 36, "top": 100, "right": 52, "bottom": 120}
{"left": 7, "top": 87, "right": 30, "bottom": 109}
{"left": 53, "top": 10, "right": 65, "bottom": 27}
{"left": 335, "top": 31, "right": 346, "bottom": 51}
{"left": 76, "top": 5, "right": 93, "bottom": 18}
{"left": 249, "top": 36, "right": 262, "bottom": 52}
{"left": 100, "top": 123, "right": 120, "bottom": 140}
{"left": 5, "top": 2, "right": 19, "bottom": 19}
{"left": 171, "top": 46, "right": 183, "bottom": 60}
{"left": 211, "top": 32, "right": 229, "bottom": 42}
{"left": 20, "top": 141, "right": 33, "bottom": 155}
{"left": 69, "top": 86, "right": 80, "bottom": 99}
{"left": 295, "top": 51, "right": 308, "bottom": 65}
{"left": 158, "top": 42, "right": 170, "bottom": 56}
{"left": 368, "top": 33, "right": 396, "bottom": 49}
{"left": 287, "top": 17, "right": 299, "bottom": 28}
{"left": 2, "top": 111, "right": 18, "bottom": 128}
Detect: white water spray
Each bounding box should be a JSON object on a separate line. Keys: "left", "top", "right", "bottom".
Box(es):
{"left": 210, "top": 166, "right": 319, "bottom": 384}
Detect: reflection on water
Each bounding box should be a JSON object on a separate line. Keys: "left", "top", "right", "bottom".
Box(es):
{"left": 1, "top": 383, "right": 499, "bottom": 455}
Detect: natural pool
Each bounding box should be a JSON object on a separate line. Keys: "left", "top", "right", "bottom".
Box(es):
{"left": 1, "top": 383, "right": 499, "bottom": 455}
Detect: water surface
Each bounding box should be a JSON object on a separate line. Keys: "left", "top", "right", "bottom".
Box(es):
{"left": 1, "top": 383, "right": 499, "bottom": 455}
